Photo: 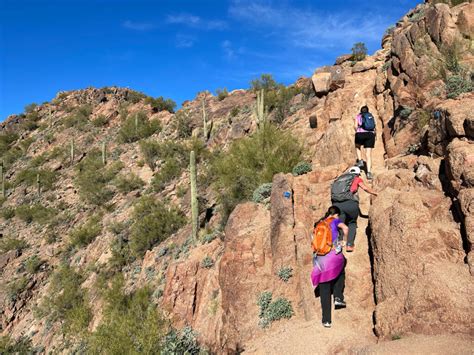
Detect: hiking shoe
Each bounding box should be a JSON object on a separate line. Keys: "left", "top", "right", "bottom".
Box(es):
{"left": 322, "top": 321, "right": 332, "bottom": 328}
{"left": 334, "top": 297, "right": 346, "bottom": 309}
{"left": 346, "top": 245, "right": 354, "bottom": 252}
{"left": 367, "top": 172, "right": 373, "bottom": 180}
{"left": 356, "top": 159, "right": 365, "bottom": 169}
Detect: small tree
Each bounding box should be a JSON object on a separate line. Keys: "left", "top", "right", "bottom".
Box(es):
{"left": 250, "top": 74, "right": 279, "bottom": 92}
{"left": 351, "top": 42, "right": 367, "bottom": 61}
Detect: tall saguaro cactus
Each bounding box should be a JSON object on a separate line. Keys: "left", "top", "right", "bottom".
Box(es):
{"left": 0, "top": 162, "right": 4, "bottom": 199}
{"left": 202, "top": 99, "right": 209, "bottom": 141}
{"left": 255, "top": 89, "right": 267, "bottom": 129}
{"left": 70, "top": 139, "right": 75, "bottom": 164}
{"left": 37, "top": 173, "right": 41, "bottom": 197}
{"left": 190, "top": 150, "right": 198, "bottom": 241}
{"left": 102, "top": 141, "right": 107, "bottom": 165}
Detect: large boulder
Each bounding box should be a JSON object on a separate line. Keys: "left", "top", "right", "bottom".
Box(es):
{"left": 446, "top": 138, "right": 474, "bottom": 191}
{"left": 369, "top": 178, "right": 472, "bottom": 339}
{"left": 311, "top": 66, "right": 345, "bottom": 95}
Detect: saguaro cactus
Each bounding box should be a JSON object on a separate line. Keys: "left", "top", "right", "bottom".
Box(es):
{"left": 255, "top": 89, "right": 267, "bottom": 129}
{"left": 70, "top": 139, "right": 75, "bottom": 164}
{"left": 102, "top": 141, "right": 107, "bottom": 165}
{"left": 37, "top": 173, "right": 41, "bottom": 197}
{"left": 134, "top": 113, "right": 139, "bottom": 135}
{"left": 0, "top": 162, "right": 4, "bottom": 199}
{"left": 190, "top": 150, "right": 198, "bottom": 241}
{"left": 202, "top": 99, "right": 213, "bottom": 141}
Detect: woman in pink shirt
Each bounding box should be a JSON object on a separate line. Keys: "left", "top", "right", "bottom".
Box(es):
{"left": 355, "top": 105, "right": 376, "bottom": 180}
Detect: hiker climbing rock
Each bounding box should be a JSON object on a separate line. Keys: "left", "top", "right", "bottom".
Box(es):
{"left": 311, "top": 206, "right": 349, "bottom": 328}
{"left": 354, "top": 105, "right": 376, "bottom": 180}
{"left": 330, "top": 166, "right": 378, "bottom": 252}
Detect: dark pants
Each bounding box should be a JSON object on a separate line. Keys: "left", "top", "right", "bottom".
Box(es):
{"left": 319, "top": 271, "right": 345, "bottom": 323}
{"left": 333, "top": 199, "right": 359, "bottom": 246}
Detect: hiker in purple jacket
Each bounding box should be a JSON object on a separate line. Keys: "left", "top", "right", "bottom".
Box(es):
{"left": 355, "top": 105, "right": 376, "bottom": 180}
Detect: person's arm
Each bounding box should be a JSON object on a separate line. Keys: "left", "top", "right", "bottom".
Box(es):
{"left": 359, "top": 181, "right": 378, "bottom": 196}
{"left": 354, "top": 115, "right": 359, "bottom": 132}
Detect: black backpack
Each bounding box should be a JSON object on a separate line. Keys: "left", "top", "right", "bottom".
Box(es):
{"left": 361, "top": 112, "right": 376, "bottom": 131}
{"left": 331, "top": 173, "right": 357, "bottom": 202}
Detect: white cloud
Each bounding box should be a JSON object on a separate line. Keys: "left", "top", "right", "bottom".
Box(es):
{"left": 166, "top": 14, "right": 227, "bottom": 30}
{"left": 122, "top": 20, "right": 155, "bottom": 31}
{"left": 229, "top": 0, "right": 388, "bottom": 49}
{"left": 222, "top": 40, "right": 235, "bottom": 59}
{"left": 175, "top": 34, "right": 196, "bottom": 48}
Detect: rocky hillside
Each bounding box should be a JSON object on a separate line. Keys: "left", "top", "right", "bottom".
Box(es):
{"left": 1, "top": 1, "right": 473, "bottom": 354}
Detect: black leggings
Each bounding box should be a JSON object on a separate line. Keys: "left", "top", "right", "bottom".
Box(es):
{"left": 333, "top": 199, "right": 359, "bottom": 246}
{"left": 319, "top": 271, "right": 345, "bottom": 323}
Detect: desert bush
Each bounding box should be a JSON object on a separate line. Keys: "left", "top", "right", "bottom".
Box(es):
{"left": 69, "top": 215, "right": 102, "bottom": 248}
{"left": 15, "top": 204, "right": 55, "bottom": 224}
{"left": 251, "top": 74, "right": 279, "bottom": 92}
{"left": 172, "top": 110, "right": 193, "bottom": 139}
{"left": 277, "top": 267, "right": 293, "bottom": 282}
{"left": 257, "top": 291, "right": 294, "bottom": 328}
{"left": 212, "top": 123, "right": 303, "bottom": 220}
{"left": 118, "top": 110, "right": 161, "bottom": 143}
{"left": 0, "top": 237, "right": 28, "bottom": 252}
{"left": 114, "top": 173, "right": 145, "bottom": 194}
{"left": 92, "top": 114, "right": 109, "bottom": 127}
{"left": 1, "top": 207, "right": 15, "bottom": 220}
{"left": 152, "top": 158, "right": 182, "bottom": 191}
{"left": 21, "top": 111, "right": 41, "bottom": 131}
{"left": 292, "top": 161, "right": 312, "bottom": 176}
{"left": 0, "top": 131, "right": 19, "bottom": 155}
{"left": 399, "top": 107, "right": 413, "bottom": 118}
{"left": 6, "top": 276, "right": 29, "bottom": 302}
{"left": 445, "top": 74, "right": 473, "bottom": 99}
{"left": 139, "top": 139, "right": 161, "bottom": 170}
{"left": 230, "top": 106, "right": 240, "bottom": 118}
{"left": 144, "top": 96, "right": 176, "bottom": 113}
{"left": 15, "top": 168, "right": 57, "bottom": 191}
{"left": 127, "top": 90, "right": 146, "bottom": 104}
{"left": 87, "top": 275, "right": 166, "bottom": 354}
{"left": 162, "top": 326, "right": 203, "bottom": 355}
{"left": 24, "top": 103, "right": 38, "bottom": 113}
{"left": 0, "top": 335, "right": 33, "bottom": 354}
{"left": 63, "top": 104, "right": 92, "bottom": 129}
{"left": 265, "top": 85, "right": 301, "bottom": 124}
{"left": 252, "top": 183, "right": 273, "bottom": 204}
{"left": 201, "top": 256, "right": 214, "bottom": 269}
{"left": 24, "top": 255, "right": 45, "bottom": 274}
{"left": 216, "top": 88, "right": 229, "bottom": 101}
{"left": 351, "top": 42, "right": 367, "bottom": 61}
{"left": 38, "top": 264, "right": 91, "bottom": 336}
{"left": 130, "top": 196, "right": 185, "bottom": 256}
{"left": 75, "top": 150, "right": 123, "bottom": 205}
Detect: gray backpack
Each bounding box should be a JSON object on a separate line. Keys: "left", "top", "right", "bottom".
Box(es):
{"left": 331, "top": 173, "right": 357, "bottom": 202}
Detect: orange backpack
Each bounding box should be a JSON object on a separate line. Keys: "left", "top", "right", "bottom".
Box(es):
{"left": 311, "top": 217, "right": 335, "bottom": 256}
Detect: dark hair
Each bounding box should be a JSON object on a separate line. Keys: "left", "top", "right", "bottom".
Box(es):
{"left": 360, "top": 105, "right": 369, "bottom": 113}
{"left": 314, "top": 205, "right": 341, "bottom": 227}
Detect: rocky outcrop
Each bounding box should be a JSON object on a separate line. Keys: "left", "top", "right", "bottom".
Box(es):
{"left": 370, "top": 169, "right": 472, "bottom": 338}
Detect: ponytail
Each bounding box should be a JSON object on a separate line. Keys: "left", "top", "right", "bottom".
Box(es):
{"left": 314, "top": 205, "right": 341, "bottom": 227}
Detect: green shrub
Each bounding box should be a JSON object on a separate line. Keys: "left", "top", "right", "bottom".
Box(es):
{"left": 176, "top": 185, "right": 187, "bottom": 198}
{"left": 139, "top": 139, "right": 161, "bottom": 170}
{"left": 1, "top": 207, "right": 15, "bottom": 220}
{"left": 230, "top": 106, "right": 240, "bottom": 118}
{"left": 277, "top": 267, "right": 293, "bottom": 282}
{"left": 0, "top": 237, "right": 28, "bottom": 252}
{"left": 15, "top": 204, "right": 55, "bottom": 224}
{"left": 88, "top": 275, "right": 166, "bottom": 354}
{"left": 144, "top": 96, "right": 176, "bottom": 113}
{"left": 130, "top": 196, "right": 185, "bottom": 256}
{"left": 0, "top": 335, "right": 33, "bottom": 354}
{"left": 445, "top": 74, "right": 473, "bottom": 99}
{"left": 75, "top": 150, "right": 123, "bottom": 205}
{"left": 252, "top": 183, "right": 273, "bottom": 204}
{"left": 69, "top": 215, "right": 102, "bottom": 248}
{"left": 6, "top": 276, "right": 29, "bottom": 302}
{"left": 250, "top": 74, "right": 279, "bottom": 92}
{"left": 24, "top": 255, "right": 44, "bottom": 274}
{"left": 216, "top": 88, "right": 229, "bottom": 101}
{"left": 152, "top": 158, "right": 182, "bottom": 191}
{"left": 399, "top": 107, "right": 413, "bottom": 118}
{"left": 172, "top": 110, "right": 193, "bottom": 139}
{"left": 292, "top": 161, "right": 312, "bottom": 176}
{"left": 382, "top": 60, "right": 392, "bottom": 72}
{"left": 114, "top": 173, "right": 145, "bottom": 194}
{"left": 162, "top": 326, "right": 202, "bottom": 355}
{"left": 0, "top": 131, "right": 19, "bottom": 155}
{"left": 92, "top": 114, "right": 109, "bottom": 127}
{"left": 15, "top": 168, "right": 57, "bottom": 191}
{"left": 266, "top": 85, "right": 301, "bottom": 124}
{"left": 201, "top": 256, "right": 214, "bottom": 269}
{"left": 257, "top": 291, "right": 294, "bottom": 328}
{"left": 21, "top": 111, "right": 41, "bottom": 131}
{"left": 212, "top": 123, "right": 303, "bottom": 220}
{"left": 24, "top": 103, "right": 38, "bottom": 113}
{"left": 127, "top": 90, "right": 146, "bottom": 104}
{"left": 118, "top": 111, "right": 161, "bottom": 143}
{"left": 38, "top": 264, "right": 91, "bottom": 336}
{"left": 351, "top": 42, "right": 367, "bottom": 61}
{"left": 63, "top": 104, "right": 92, "bottom": 129}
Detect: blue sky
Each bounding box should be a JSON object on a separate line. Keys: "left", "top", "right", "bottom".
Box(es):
{"left": 0, "top": 0, "right": 421, "bottom": 119}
